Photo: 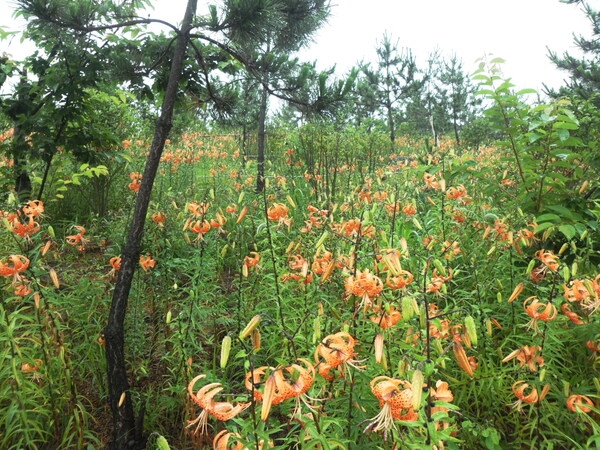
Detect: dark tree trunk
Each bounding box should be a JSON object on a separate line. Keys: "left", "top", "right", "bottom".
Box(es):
{"left": 256, "top": 84, "right": 268, "bottom": 193}
{"left": 103, "top": 1, "right": 197, "bottom": 448}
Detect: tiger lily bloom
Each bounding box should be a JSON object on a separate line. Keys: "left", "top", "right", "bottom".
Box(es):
{"left": 370, "top": 305, "right": 402, "bottom": 329}
{"left": 188, "top": 201, "right": 210, "bottom": 217}
{"left": 446, "top": 184, "right": 467, "bottom": 200}
{"left": 502, "top": 345, "right": 544, "bottom": 371}
{"left": 243, "top": 252, "right": 260, "bottom": 277}
{"left": 151, "top": 212, "right": 167, "bottom": 226}
{"left": 245, "top": 359, "right": 315, "bottom": 420}
{"left": 523, "top": 297, "right": 558, "bottom": 332}
{"left": 22, "top": 200, "right": 44, "bottom": 217}
{"left": 386, "top": 270, "right": 414, "bottom": 290}
{"left": 363, "top": 376, "right": 418, "bottom": 440}
{"left": 128, "top": 172, "right": 142, "bottom": 192}
{"left": 535, "top": 249, "right": 560, "bottom": 272}
{"left": 511, "top": 381, "right": 550, "bottom": 411}
{"left": 10, "top": 216, "right": 40, "bottom": 239}
{"left": 267, "top": 203, "right": 290, "bottom": 226}
{"left": 213, "top": 430, "right": 243, "bottom": 450}
{"left": 566, "top": 394, "right": 594, "bottom": 413}
{"left": 562, "top": 303, "right": 584, "bottom": 325}
{"left": 0, "top": 254, "right": 30, "bottom": 283}
{"left": 563, "top": 279, "right": 590, "bottom": 303}
{"left": 139, "top": 255, "right": 156, "bottom": 272}
{"left": 66, "top": 225, "right": 89, "bottom": 250}
{"left": 345, "top": 269, "right": 383, "bottom": 312}
{"left": 314, "top": 332, "right": 364, "bottom": 380}
{"left": 187, "top": 374, "right": 249, "bottom": 436}
{"left": 109, "top": 256, "right": 122, "bottom": 271}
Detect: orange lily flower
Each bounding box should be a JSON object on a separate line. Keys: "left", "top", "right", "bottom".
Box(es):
{"left": 66, "top": 225, "right": 89, "bottom": 250}
{"left": 402, "top": 203, "right": 417, "bottom": 215}
{"left": 424, "top": 172, "right": 440, "bottom": 190}
{"left": 151, "top": 212, "right": 166, "bottom": 226}
{"left": 267, "top": 203, "right": 290, "bottom": 226}
{"left": 426, "top": 268, "right": 453, "bottom": 294}
{"left": 512, "top": 380, "right": 550, "bottom": 411}
{"left": 312, "top": 250, "right": 333, "bottom": 276}
{"left": 502, "top": 345, "right": 544, "bottom": 371}
{"left": 586, "top": 340, "right": 600, "bottom": 358}
{"left": 128, "top": 172, "right": 142, "bottom": 192}
{"left": 22, "top": 200, "right": 44, "bottom": 217}
{"left": 562, "top": 303, "right": 584, "bottom": 325}
{"left": 245, "top": 359, "right": 315, "bottom": 420}
{"left": 566, "top": 394, "right": 594, "bottom": 413}
{"left": 0, "top": 254, "right": 30, "bottom": 282}
{"left": 363, "top": 376, "right": 417, "bottom": 438}
{"left": 523, "top": 297, "right": 558, "bottom": 331}
{"left": 244, "top": 252, "right": 260, "bottom": 269}
{"left": 109, "top": 256, "right": 122, "bottom": 271}
{"left": 563, "top": 279, "right": 590, "bottom": 303}
{"left": 10, "top": 216, "right": 40, "bottom": 239}
{"left": 187, "top": 374, "right": 249, "bottom": 436}
{"left": 446, "top": 185, "right": 467, "bottom": 200}
{"left": 139, "top": 255, "right": 156, "bottom": 272}
{"left": 345, "top": 269, "right": 383, "bottom": 299}
{"left": 188, "top": 219, "right": 211, "bottom": 236}
{"left": 14, "top": 282, "right": 33, "bottom": 297}
{"left": 315, "top": 332, "right": 363, "bottom": 380}
{"left": 188, "top": 201, "right": 210, "bottom": 217}
{"left": 370, "top": 305, "right": 402, "bottom": 329}
{"left": 535, "top": 249, "right": 560, "bottom": 272}
{"left": 213, "top": 430, "right": 243, "bottom": 450}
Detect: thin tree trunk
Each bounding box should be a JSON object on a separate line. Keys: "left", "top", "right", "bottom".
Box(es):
{"left": 103, "top": 1, "right": 197, "bottom": 448}
{"left": 256, "top": 84, "right": 268, "bottom": 192}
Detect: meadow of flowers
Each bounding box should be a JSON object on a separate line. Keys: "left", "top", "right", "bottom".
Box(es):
{"left": 0, "top": 127, "right": 599, "bottom": 449}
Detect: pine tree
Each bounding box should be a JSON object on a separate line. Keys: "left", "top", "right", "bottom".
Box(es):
{"left": 548, "top": 0, "right": 600, "bottom": 102}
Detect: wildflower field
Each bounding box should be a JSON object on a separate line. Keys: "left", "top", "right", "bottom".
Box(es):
{"left": 1, "top": 100, "right": 600, "bottom": 449}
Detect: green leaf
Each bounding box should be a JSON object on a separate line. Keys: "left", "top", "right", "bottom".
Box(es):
{"left": 535, "top": 213, "right": 560, "bottom": 223}
{"left": 558, "top": 224, "right": 577, "bottom": 240}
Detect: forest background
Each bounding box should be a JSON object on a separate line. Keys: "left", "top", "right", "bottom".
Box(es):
{"left": 1, "top": 1, "right": 600, "bottom": 449}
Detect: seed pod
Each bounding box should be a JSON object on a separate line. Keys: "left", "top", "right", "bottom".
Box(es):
{"left": 240, "top": 315, "right": 261, "bottom": 340}
{"left": 411, "top": 369, "right": 424, "bottom": 410}
{"left": 464, "top": 316, "right": 478, "bottom": 347}
{"left": 507, "top": 282, "right": 524, "bottom": 303}
{"left": 412, "top": 217, "right": 423, "bottom": 231}
{"left": 402, "top": 296, "right": 415, "bottom": 321}
{"left": 251, "top": 329, "right": 261, "bottom": 351}
{"left": 559, "top": 243, "right": 569, "bottom": 256}
{"left": 526, "top": 259, "right": 536, "bottom": 275}
{"left": 374, "top": 334, "right": 384, "bottom": 364}
{"left": 236, "top": 206, "right": 248, "bottom": 224}
{"left": 49, "top": 268, "right": 60, "bottom": 289}
{"left": 220, "top": 335, "right": 232, "bottom": 368}
{"left": 315, "top": 231, "right": 329, "bottom": 249}
{"left": 286, "top": 195, "right": 296, "bottom": 208}
{"left": 41, "top": 240, "right": 52, "bottom": 256}
{"left": 453, "top": 342, "right": 474, "bottom": 377}
{"left": 432, "top": 259, "right": 446, "bottom": 276}
{"left": 156, "top": 435, "right": 170, "bottom": 450}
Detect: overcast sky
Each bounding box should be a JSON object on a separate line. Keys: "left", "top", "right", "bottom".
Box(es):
{"left": 1, "top": 0, "right": 598, "bottom": 92}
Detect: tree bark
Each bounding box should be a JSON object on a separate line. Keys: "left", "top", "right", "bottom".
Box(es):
{"left": 103, "top": 1, "right": 197, "bottom": 448}
{"left": 256, "top": 84, "right": 268, "bottom": 193}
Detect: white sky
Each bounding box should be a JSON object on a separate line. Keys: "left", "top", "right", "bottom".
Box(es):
{"left": 0, "top": 0, "right": 598, "bottom": 92}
